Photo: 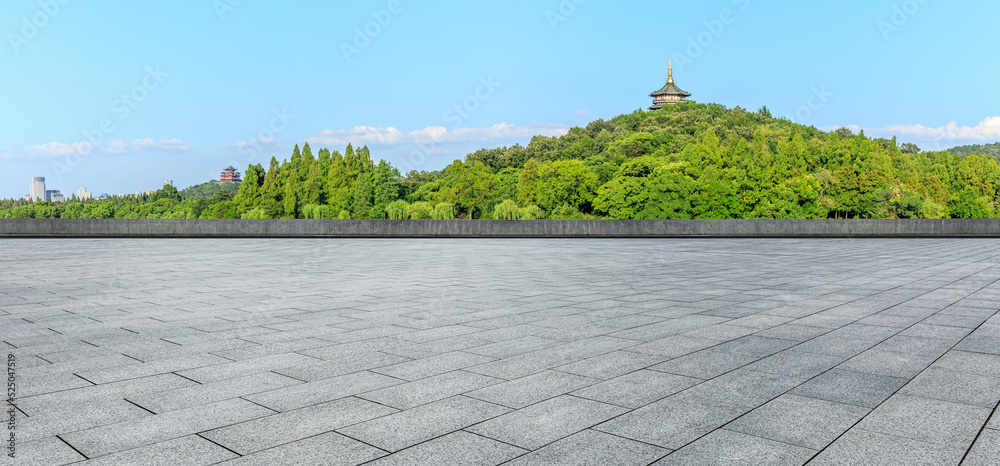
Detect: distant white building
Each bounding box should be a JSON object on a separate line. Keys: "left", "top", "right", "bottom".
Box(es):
{"left": 76, "top": 187, "right": 92, "bottom": 200}
{"left": 30, "top": 177, "right": 45, "bottom": 202}
{"left": 164, "top": 180, "right": 174, "bottom": 187}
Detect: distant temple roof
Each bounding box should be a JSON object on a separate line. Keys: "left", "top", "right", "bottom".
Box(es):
{"left": 650, "top": 56, "right": 691, "bottom": 98}
{"left": 650, "top": 81, "right": 692, "bottom": 98}
{"left": 221, "top": 165, "right": 242, "bottom": 183}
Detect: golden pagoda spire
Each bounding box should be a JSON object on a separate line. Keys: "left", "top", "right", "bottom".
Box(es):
{"left": 667, "top": 54, "right": 673, "bottom": 84}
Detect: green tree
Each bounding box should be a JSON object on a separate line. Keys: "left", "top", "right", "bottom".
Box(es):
{"left": 493, "top": 199, "right": 521, "bottom": 220}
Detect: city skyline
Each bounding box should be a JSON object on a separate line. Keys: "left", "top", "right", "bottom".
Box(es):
{"left": 3, "top": 1, "right": 999, "bottom": 199}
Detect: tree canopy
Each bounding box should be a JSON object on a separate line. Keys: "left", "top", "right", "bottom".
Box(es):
{"left": 5, "top": 101, "right": 1000, "bottom": 220}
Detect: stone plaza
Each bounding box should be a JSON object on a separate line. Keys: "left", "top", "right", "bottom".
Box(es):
{"left": 2, "top": 238, "right": 999, "bottom": 465}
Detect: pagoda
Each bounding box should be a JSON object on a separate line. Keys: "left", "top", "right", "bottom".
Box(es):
{"left": 649, "top": 55, "right": 692, "bottom": 110}
{"left": 220, "top": 166, "right": 242, "bottom": 183}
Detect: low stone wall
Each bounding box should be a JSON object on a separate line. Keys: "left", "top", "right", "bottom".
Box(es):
{"left": 2, "top": 219, "right": 1000, "bottom": 237}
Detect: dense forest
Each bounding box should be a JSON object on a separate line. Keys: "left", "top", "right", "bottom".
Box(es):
{"left": 4, "top": 102, "right": 1000, "bottom": 220}
{"left": 949, "top": 142, "right": 1000, "bottom": 160}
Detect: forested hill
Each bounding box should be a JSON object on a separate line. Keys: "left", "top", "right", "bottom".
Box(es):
{"left": 949, "top": 142, "right": 1000, "bottom": 159}
{"left": 4, "top": 101, "right": 1000, "bottom": 220}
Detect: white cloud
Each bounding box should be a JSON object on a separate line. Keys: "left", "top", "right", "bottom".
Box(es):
{"left": 576, "top": 110, "right": 591, "bottom": 118}
{"left": 826, "top": 116, "right": 1000, "bottom": 148}
{"left": 0, "top": 138, "right": 190, "bottom": 158}
{"left": 227, "top": 136, "right": 283, "bottom": 149}
{"left": 305, "top": 123, "right": 570, "bottom": 148}
{"left": 1, "top": 142, "right": 94, "bottom": 157}
{"left": 104, "top": 138, "right": 190, "bottom": 154}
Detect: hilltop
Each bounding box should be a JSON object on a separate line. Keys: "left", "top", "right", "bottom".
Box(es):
{"left": 948, "top": 142, "right": 1000, "bottom": 159}
{"left": 4, "top": 101, "right": 1000, "bottom": 220}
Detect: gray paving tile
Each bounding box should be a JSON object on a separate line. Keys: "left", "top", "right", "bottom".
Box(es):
{"left": 465, "top": 370, "right": 597, "bottom": 408}
{"left": 809, "top": 428, "right": 965, "bottom": 465}
{"left": 127, "top": 371, "right": 301, "bottom": 413}
{"left": 465, "top": 337, "right": 637, "bottom": 380}
{"left": 932, "top": 350, "right": 1000, "bottom": 377}
{"left": 174, "top": 352, "right": 321, "bottom": 383}
{"left": 554, "top": 350, "right": 665, "bottom": 380}
{"left": 244, "top": 370, "right": 401, "bottom": 412}
{"left": 10, "top": 437, "right": 85, "bottom": 466}
{"left": 955, "top": 335, "right": 1000, "bottom": 355}
{"left": 614, "top": 335, "right": 719, "bottom": 359}
{"left": 594, "top": 392, "right": 748, "bottom": 449}
{"left": 60, "top": 398, "right": 274, "bottom": 458}
{"left": 202, "top": 397, "right": 396, "bottom": 455}
{"left": 468, "top": 395, "right": 627, "bottom": 450}
{"left": 791, "top": 369, "right": 908, "bottom": 408}
{"left": 899, "top": 323, "right": 972, "bottom": 341}
{"left": 9, "top": 238, "right": 1000, "bottom": 464}
{"left": 743, "top": 350, "right": 844, "bottom": 379}
{"left": 922, "top": 313, "right": 989, "bottom": 328}
{"left": 652, "top": 429, "right": 815, "bottom": 466}
{"left": 855, "top": 394, "right": 991, "bottom": 447}
{"left": 505, "top": 429, "right": 668, "bottom": 466}
{"left": 463, "top": 335, "right": 562, "bottom": 359}
{"left": 823, "top": 323, "right": 900, "bottom": 342}
{"left": 372, "top": 351, "right": 496, "bottom": 381}
{"left": 18, "top": 400, "right": 149, "bottom": 443}
{"left": 752, "top": 323, "right": 829, "bottom": 342}
{"left": 679, "top": 323, "right": 759, "bottom": 341}
{"left": 725, "top": 394, "right": 870, "bottom": 450}
{"left": 963, "top": 428, "right": 1000, "bottom": 466}
{"left": 273, "top": 351, "right": 411, "bottom": 382}
{"left": 710, "top": 335, "right": 797, "bottom": 358}
{"left": 872, "top": 335, "right": 954, "bottom": 357}
{"left": 76, "top": 353, "right": 233, "bottom": 384}
{"left": 649, "top": 350, "right": 756, "bottom": 380}
{"left": 837, "top": 348, "right": 939, "bottom": 378}
{"left": 358, "top": 370, "right": 503, "bottom": 410}
{"left": 338, "top": 395, "right": 510, "bottom": 452}
{"left": 366, "top": 431, "right": 526, "bottom": 466}
{"left": 216, "top": 432, "right": 386, "bottom": 466}
{"left": 80, "top": 435, "right": 238, "bottom": 465}
{"left": 571, "top": 370, "right": 699, "bottom": 408}
{"left": 682, "top": 369, "right": 808, "bottom": 408}
{"left": 794, "top": 334, "right": 879, "bottom": 357}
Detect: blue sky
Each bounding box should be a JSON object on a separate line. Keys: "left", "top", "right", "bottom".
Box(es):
{"left": 1, "top": 0, "right": 998, "bottom": 199}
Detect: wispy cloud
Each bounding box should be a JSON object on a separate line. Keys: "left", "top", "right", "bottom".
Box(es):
{"left": 305, "top": 123, "right": 569, "bottom": 148}
{"left": 0, "top": 138, "right": 190, "bottom": 158}
{"left": 828, "top": 116, "right": 1000, "bottom": 149}
{"left": 227, "top": 136, "right": 283, "bottom": 149}
{"left": 105, "top": 138, "right": 190, "bottom": 154}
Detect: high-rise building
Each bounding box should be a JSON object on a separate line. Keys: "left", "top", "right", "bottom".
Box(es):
{"left": 30, "top": 177, "right": 45, "bottom": 202}
{"left": 76, "top": 187, "right": 92, "bottom": 200}
{"left": 164, "top": 180, "right": 174, "bottom": 187}
{"left": 45, "top": 189, "right": 64, "bottom": 202}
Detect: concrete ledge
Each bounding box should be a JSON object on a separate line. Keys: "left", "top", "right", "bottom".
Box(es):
{"left": 3, "top": 219, "right": 1000, "bottom": 238}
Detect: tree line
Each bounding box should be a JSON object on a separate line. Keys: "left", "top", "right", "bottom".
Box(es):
{"left": 4, "top": 101, "right": 1000, "bottom": 220}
